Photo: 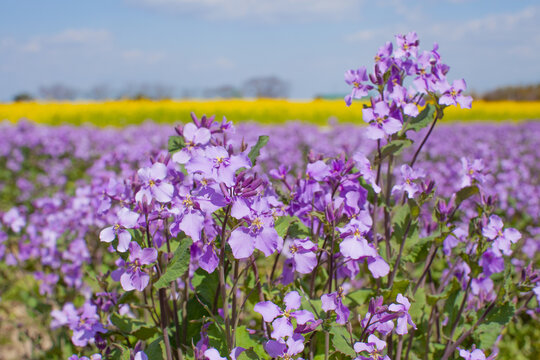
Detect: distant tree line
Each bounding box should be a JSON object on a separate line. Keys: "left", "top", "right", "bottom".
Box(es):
{"left": 11, "top": 76, "right": 290, "bottom": 102}
{"left": 479, "top": 83, "right": 540, "bottom": 101}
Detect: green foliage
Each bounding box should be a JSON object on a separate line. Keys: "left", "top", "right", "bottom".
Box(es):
{"left": 247, "top": 135, "right": 269, "bottom": 165}
{"left": 154, "top": 238, "right": 192, "bottom": 289}
{"left": 330, "top": 325, "right": 356, "bottom": 358}
{"left": 406, "top": 104, "right": 436, "bottom": 132}
{"left": 380, "top": 139, "right": 413, "bottom": 160}
{"left": 168, "top": 135, "right": 185, "bottom": 154}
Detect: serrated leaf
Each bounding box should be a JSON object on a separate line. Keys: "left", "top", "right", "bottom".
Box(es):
{"left": 380, "top": 139, "right": 413, "bottom": 160}
{"left": 168, "top": 135, "right": 185, "bottom": 154}
{"left": 427, "top": 278, "right": 460, "bottom": 306}
{"left": 476, "top": 322, "right": 502, "bottom": 349}
{"left": 406, "top": 104, "right": 436, "bottom": 132}
{"left": 330, "top": 325, "right": 356, "bottom": 358}
{"left": 154, "top": 238, "right": 192, "bottom": 289}
{"left": 248, "top": 135, "right": 269, "bottom": 166}
{"left": 485, "top": 302, "right": 515, "bottom": 325}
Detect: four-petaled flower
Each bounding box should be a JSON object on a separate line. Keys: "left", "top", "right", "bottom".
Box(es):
{"left": 135, "top": 162, "right": 174, "bottom": 204}
{"left": 254, "top": 291, "right": 315, "bottom": 340}
{"left": 388, "top": 294, "right": 416, "bottom": 335}
{"left": 362, "top": 101, "right": 402, "bottom": 140}
{"left": 354, "top": 334, "right": 390, "bottom": 360}
{"left": 119, "top": 242, "right": 157, "bottom": 291}
{"left": 100, "top": 207, "right": 139, "bottom": 252}
{"left": 482, "top": 215, "right": 521, "bottom": 256}
{"left": 321, "top": 287, "right": 350, "bottom": 324}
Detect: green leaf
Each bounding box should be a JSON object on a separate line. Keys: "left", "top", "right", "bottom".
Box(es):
{"left": 485, "top": 302, "right": 515, "bottom": 325}
{"left": 274, "top": 216, "right": 296, "bottom": 238}
{"left": 154, "top": 238, "right": 193, "bottom": 289}
{"left": 248, "top": 135, "right": 269, "bottom": 165}
{"left": 168, "top": 135, "right": 185, "bottom": 154}
{"left": 380, "top": 139, "right": 413, "bottom": 160}
{"left": 346, "top": 289, "right": 374, "bottom": 307}
{"left": 455, "top": 185, "right": 479, "bottom": 207}
{"left": 427, "top": 277, "right": 460, "bottom": 306}
{"left": 146, "top": 336, "right": 165, "bottom": 360}
{"left": 287, "top": 219, "right": 310, "bottom": 239}
{"left": 476, "top": 322, "right": 502, "bottom": 349}
{"left": 330, "top": 325, "right": 356, "bottom": 358}
{"left": 110, "top": 313, "right": 147, "bottom": 334}
{"left": 235, "top": 326, "right": 266, "bottom": 359}
{"left": 403, "top": 235, "right": 433, "bottom": 263}
{"left": 406, "top": 104, "right": 436, "bottom": 132}
{"left": 191, "top": 267, "right": 220, "bottom": 304}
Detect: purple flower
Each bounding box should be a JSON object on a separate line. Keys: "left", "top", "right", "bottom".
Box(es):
{"left": 394, "top": 32, "right": 419, "bottom": 58}
{"left": 362, "top": 101, "right": 402, "bottom": 140}
{"left": 344, "top": 67, "right": 373, "bottom": 106}
{"left": 354, "top": 334, "right": 390, "bottom": 360}
{"left": 2, "top": 207, "right": 25, "bottom": 233}
{"left": 482, "top": 215, "right": 521, "bottom": 256}
{"left": 99, "top": 208, "right": 139, "bottom": 252}
{"left": 353, "top": 153, "right": 381, "bottom": 193}
{"left": 186, "top": 146, "right": 251, "bottom": 187}
{"left": 321, "top": 287, "right": 350, "bottom": 324}
{"left": 265, "top": 333, "right": 305, "bottom": 359}
{"left": 52, "top": 302, "right": 107, "bottom": 347}
{"left": 392, "top": 165, "right": 425, "bottom": 199}
{"left": 228, "top": 199, "right": 281, "bottom": 259}
{"left": 460, "top": 158, "right": 485, "bottom": 188}
{"left": 254, "top": 291, "right": 315, "bottom": 340}
{"left": 135, "top": 162, "right": 174, "bottom": 204}
{"left": 119, "top": 242, "right": 157, "bottom": 291}
{"left": 287, "top": 238, "right": 318, "bottom": 274}
{"left": 172, "top": 123, "right": 211, "bottom": 164}
{"left": 438, "top": 79, "right": 473, "bottom": 109}
{"left": 388, "top": 294, "right": 416, "bottom": 335}
{"left": 458, "top": 347, "right": 496, "bottom": 360}
{"left": 388, "top": 85, "right": 419, "bottom": 117}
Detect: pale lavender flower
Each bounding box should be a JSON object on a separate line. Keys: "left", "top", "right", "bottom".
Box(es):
{"left": 353, "top": 153, "right": 381, "bottom": 193}
{"left": 99, "top": 208, "right": 139, "bottom": 252}
{"left": 321, "top": 287, "right": 350, "bottom": 324}
{"left": 460, "top": 158, "right": 485, "bottom": 188}
{"left": 438, "top": 79, "right": 473, "bottom": 109}
{"left": 362, "top": 101, "right": 402, "bottom": 140}
{"left": 135, "top": 162, "right": 174, "bottom": 204}
{"left": 354, "top": 334, "right": 390, "bottom": 360}
{"left": 344, "top": 67, "right": 373, "bottom": 106}
{"left": 265, "top": 333, "right": 305, "bottom": 359}
{"left": 482, "top": 215, "right": 521, "bottom": 256}
{"left": 254, "top": 291, "right": 315, "bottom": 340}
{"left": 394, "top": 32, "right": 419, "bottom": 58}
{"left": 119, "top": 242, "right": 157, "bottom": 291}
{"left": 388, "top": 294, "right": 416, "bottom": 335}
{"left": 392, "top": 164, "right": 425, "bottom": 199}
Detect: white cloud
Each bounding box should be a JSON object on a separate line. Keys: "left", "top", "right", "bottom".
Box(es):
{"left": 121, "top": 49, "right": 167, "bottom": 64}
{"left": 11, "top": 28, "right": 113, "bottom": 53}
{"left": 126, "top": 0, "right": 364, "bottom": 21}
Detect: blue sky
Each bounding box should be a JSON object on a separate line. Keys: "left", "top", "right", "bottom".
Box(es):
{"left": 1, "top": 0, "right": 539, "bottom": 100}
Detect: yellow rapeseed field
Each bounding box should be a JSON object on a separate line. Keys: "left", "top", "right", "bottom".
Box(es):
{"left": 1, "top": 99, "right": 539, "bottom": 126}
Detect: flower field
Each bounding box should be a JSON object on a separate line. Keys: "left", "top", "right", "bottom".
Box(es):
{"left": 1, "top": 33, "right": 539, "bottom": 360}
{"left": 1, "top": 99, "right": 540, "bottom": 126}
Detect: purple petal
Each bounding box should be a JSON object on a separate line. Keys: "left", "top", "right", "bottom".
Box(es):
{"left": 254, "top": 301, "right": 281, "bottom": 322}
{"left": 149, "top": 162, "right": 168, "bottom": 180}
{"left": 291, "top": 310, "right": 314, "bottom": 325}
{"left": 271, "top": 316, "right": 294, "bottom": 339}
{"left": 99, "top": 226, "right": 115, "bottom": 243}
{"left": 321, "top": 293, "right": 337, "bottom": 312}
{"left": 264, "top": 340, "right": 286, "bottom": 358}
{"left": 229, "top": 228, "right": 255, "bottom": 259}
{"left": 117, "top": 231, "right": 132, "bottom": 252}
{"left": 284, "top": 291, "right": 302, "bottom": 311}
